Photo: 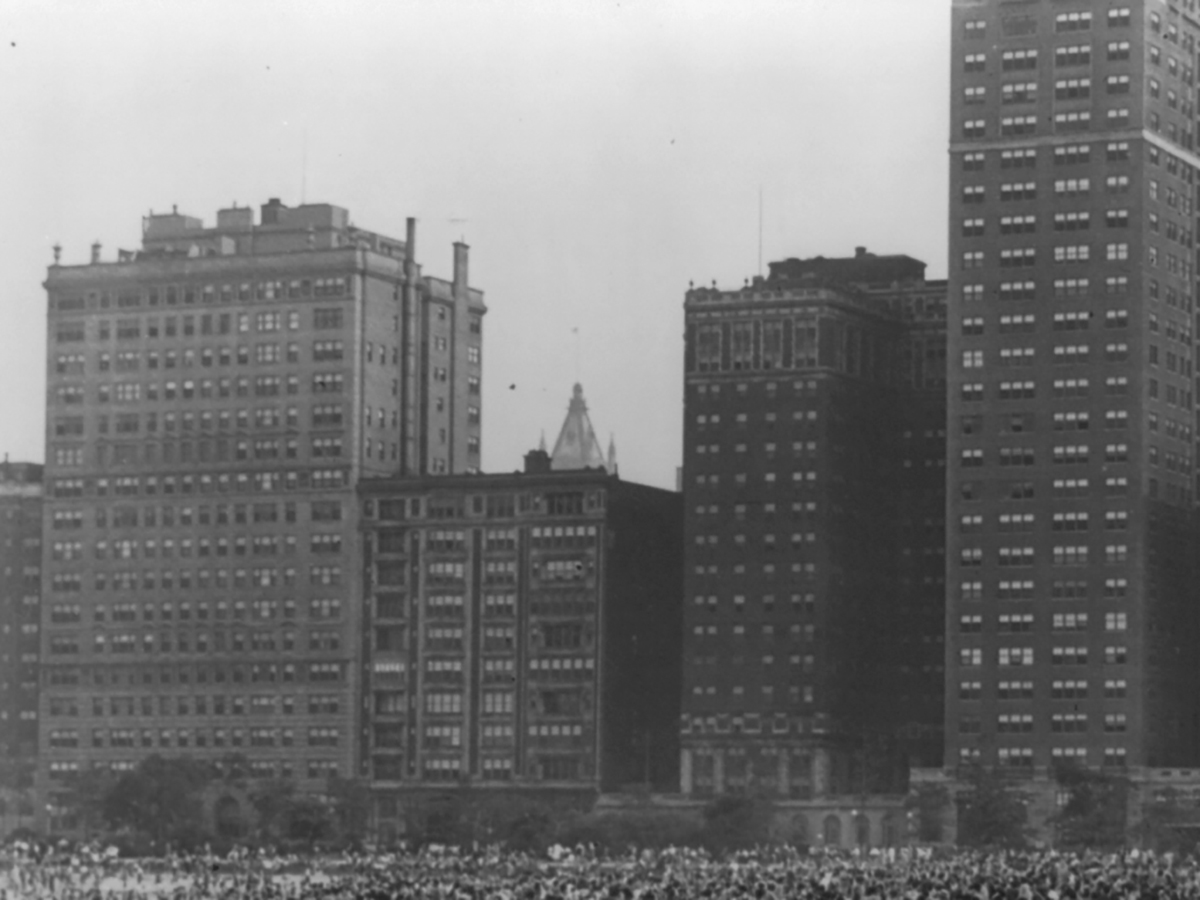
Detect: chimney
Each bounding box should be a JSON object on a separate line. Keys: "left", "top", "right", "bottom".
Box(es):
{"left": 855, "top": 246, "right": 867, "bottom": 258}
{"left": 405, "top": 218, "right": 416, "bottom": 263}
{"left": 524, "top": 448, "right": 551, "bottom": 474}
{"left": 453, "top": 242, "right": 469, "bottom": 290}
{"left": 90, "top": 242, "right": 101, "bottom": 264}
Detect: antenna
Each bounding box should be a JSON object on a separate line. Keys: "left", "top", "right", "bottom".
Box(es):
{"left": 301, "top": 128, "right": 308, "bottom": 204}
{"left": 758, "top": 185, "right": 763, "bottom": 278}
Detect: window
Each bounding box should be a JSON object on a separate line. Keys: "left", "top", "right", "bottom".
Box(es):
{"left": 313, "top": 340, "right": 344, "bottom": 361}
{"left": 1054, "top": 78, "right": 1090, "bottom": 100}
{"left": 1055, "top": 110, "right": 1091, "bottom": 131}
{"left": 999, "top": 647, "right": 1034, "bottom": 666}
{"left": 1056, "top": 44, "right": 1091, "bottom": 66}
{"left": 314, "top": 308, "right": 343, "bottom": 329}
{"left": 1055, "top": 10, "right": 1092, "bottom": 32}
{"left": 1001, "top": 115, "right": 1037, "bottom": 136}
{"left": 1055, "top": 178, "right": 1089, "bottom": 196}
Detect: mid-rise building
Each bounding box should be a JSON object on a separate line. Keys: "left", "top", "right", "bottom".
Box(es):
{"left": 946, "top": 0, "right": 1200, "bottom": 774}
{"left": 39, "top": 199, "right": 484, "bottom": 829}
{"left": 357, "top": 386, "right": 682, "bottom": 840}
{"left": 0, "top": 461, "right": 42, "bottom": 833}
{"left": 679, "top": 250, "right": 947, "bottom": 799}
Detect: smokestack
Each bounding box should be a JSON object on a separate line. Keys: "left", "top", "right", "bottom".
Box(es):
{"left": 405, "top": 218, "right": 416, "bottom": 263}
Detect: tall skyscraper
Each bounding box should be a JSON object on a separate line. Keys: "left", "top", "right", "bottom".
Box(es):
{"left": 357, "top": 387, "right": 680, "bottom": 842}
{"left": 678, "top": 251, "right": 946, "bottom": 806}
{"left": 946, "top": 0, "right": 1200, "bottom": 775}
{"left": 39, "top": 200, "right": 484, "bottom": 830}
{"left": 0, "top": 461, "right": 42, "bottom": 834}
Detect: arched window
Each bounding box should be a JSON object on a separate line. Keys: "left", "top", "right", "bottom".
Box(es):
{"left": 881, "top": 811, "right": 899, "bottom": 847}
{"left": 823, "top": 814, "right": 842, "bottom": 846}
{"left": 854, "top": 812, "right": 871, "bottom": 847}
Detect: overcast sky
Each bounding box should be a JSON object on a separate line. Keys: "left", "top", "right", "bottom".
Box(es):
{"left": 0, "top": 0, "right": 950, "bottom": 490}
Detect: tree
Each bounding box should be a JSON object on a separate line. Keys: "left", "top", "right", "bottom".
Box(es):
{"left": 1050, "top": 762, "right": 1129, "bottom": 851}
{"left": 60, "top": 766, "right": 120, "bottom": 838}
{"left": 905, "top": 782, "right": 950, "bottom": 843}
{"left": 699, "top": 794, "right": 774, "bottom": 852}
{"left": 102, "top": 755, "right": 215, "bottom": 849}
{"left": 326, "top": 776, "right": 371, "bottom": 847}
{"left": 1133, "top": 787, "right": 1200, "bottom": 853}
{"left": 249, "top": 779, "right": 297, "bottom": 845}
{"left": 955, "top": 766, "right": 1032, "bottom": 850}
{"left": 284, "top": 795, "right": 335, "bottom": 846}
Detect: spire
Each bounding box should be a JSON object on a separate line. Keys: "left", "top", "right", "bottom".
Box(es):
{"left": 549, "top": 383, "right": 611, "bottom": 472}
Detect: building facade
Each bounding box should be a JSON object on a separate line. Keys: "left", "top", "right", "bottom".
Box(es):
{"left": 0, "top": 461, "right": 42, "bottom": 833}
{"left": 946, "top": 0, "right": 1200, "bottom": 774}
{"left": 679, "top": 251, "right": 947, "bottom": 798}
{"left": 357, "top": 443, "right": 682, "bottom": 840}
{"left": 39, "top": 200, "right": 484, "bottom": 829}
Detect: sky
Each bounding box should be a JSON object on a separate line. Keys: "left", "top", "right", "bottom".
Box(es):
{"left": 0, "top": 0, "right": 950, "bottom": 491}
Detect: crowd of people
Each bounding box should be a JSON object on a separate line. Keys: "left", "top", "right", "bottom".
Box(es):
{"left": 4, "top": 843, "right": 1200, "bottom": 900}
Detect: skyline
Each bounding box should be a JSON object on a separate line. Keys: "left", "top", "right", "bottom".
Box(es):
{"left": 1, "top": 1, "right": 952, "bottom": 490}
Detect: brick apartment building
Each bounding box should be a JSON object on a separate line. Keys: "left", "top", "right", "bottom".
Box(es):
{"left": 679, "top": 250, "right": 947, "bottom": 799}
{"left": 946, "top": 0, "right": 1200, "bottom": 775}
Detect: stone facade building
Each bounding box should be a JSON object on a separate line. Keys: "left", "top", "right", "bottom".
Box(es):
{"left": 357, "top": 387, "right": 681, "bottom": 840}
{"left": 38, "top": 200, "right": 483, "bottom": 829}
{"left": 0, "top": 461, "right": 42, "bottom": 833}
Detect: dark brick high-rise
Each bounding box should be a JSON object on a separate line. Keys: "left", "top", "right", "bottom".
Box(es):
{"left": 679, "top": 250, "right": 947, "bottom": 799}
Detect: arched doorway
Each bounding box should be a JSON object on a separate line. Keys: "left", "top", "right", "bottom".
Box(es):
{"left": 822, "top": 814, "right": 842, "bottom": 847}
{"left": 854, "top": 813, "right": 871, "bottom": 847}
{"left": 881, "top": 811, "right": 898, "bottom": 847}
{"left": 790, "top": 813, "right": 809, "bottom": 846}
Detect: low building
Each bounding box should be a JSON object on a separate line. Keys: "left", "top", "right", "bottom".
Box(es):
{"left": 357, "top": 386, "right": 682, "bottom": 840}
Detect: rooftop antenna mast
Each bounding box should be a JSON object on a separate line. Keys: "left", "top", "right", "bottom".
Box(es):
{"left": 758, "top": 185, "right": 763, "bottom": 278}
{"left": 301, "top": 127, "right": 308, "bottom": 204}
{"left": 572, "top": 327, "right": 581, "bottom": 383}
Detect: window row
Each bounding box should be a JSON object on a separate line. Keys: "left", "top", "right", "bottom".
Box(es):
{"left": 49, "top": 566, "right": 344, "bottom": 593}
{"left": 958, "top": 611, "right": 1127, "bottom": 632}
{"left": 960, "top": 545, "right": 1132, "bottom": 567}
{"left": 54, "top": 373, "right": 358, "bottom": 404}
{"left": 51, "top": 469, "right": 348, "bottom": 498}
{"left": 48, "top": 693, "right": 344, "bottom": 718}
{"left": 958, "top": 646, "right": 1128, "bottom": 666}
{"left": 50, "top": 598, "right": 342, "bottom": 622}
{"left": 54, "top": 283, "right": 351, "bottom": 314}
